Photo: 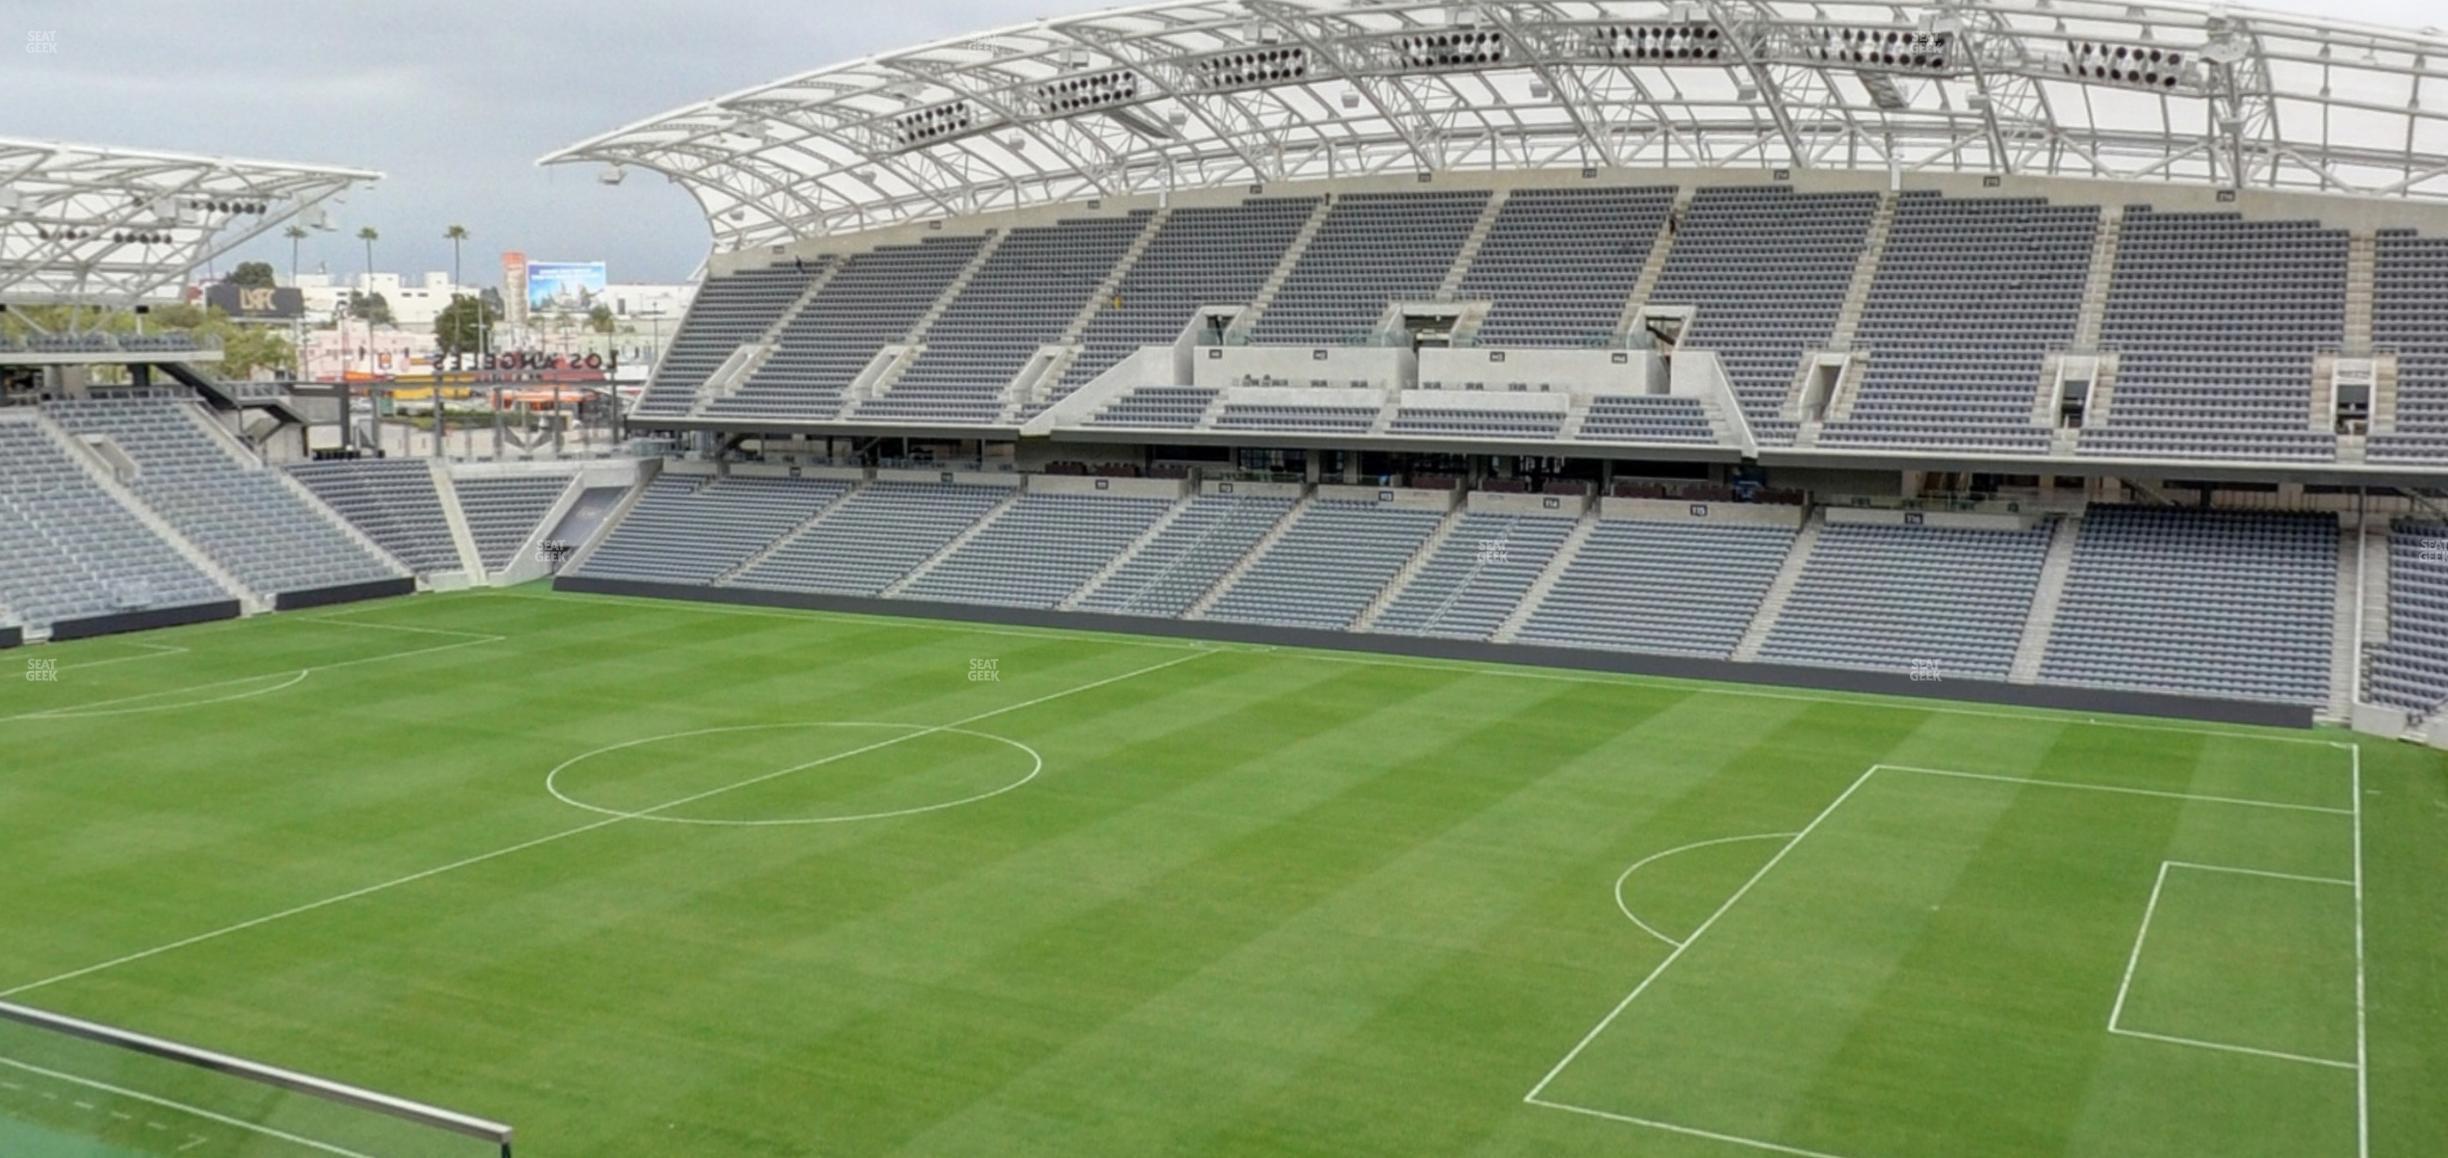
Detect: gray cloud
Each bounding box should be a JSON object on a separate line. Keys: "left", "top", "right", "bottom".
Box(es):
{"left": 2, "top": 0, "right": 2437, "bottom": 286}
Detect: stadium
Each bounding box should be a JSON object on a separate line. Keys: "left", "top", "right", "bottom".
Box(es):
{"left": 2, "top": 0, "right": 2445, "bottom": 1154}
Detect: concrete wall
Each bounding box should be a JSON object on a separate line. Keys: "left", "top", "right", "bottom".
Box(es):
{"left": 1823, "top": 506, "right": 2042, "bottom": 533}
{"left": 874, "top": 467, "right": 1023, "bottom": 488}
{"left": 1027, "top": 474, "right": 1189, "bottom": 500}
{"left": 1415, "top": 347, "right": 1656, "bottom": 393}
{"left": 1314, "top": 483, "right": 1457, "bottom": 511}
{"left": 553, "top": 576, "right": 2312, "bottom": 729}
{"left": 1468, "top": 491, "right": 1589, "bottom": 517}
{"left": 1202, "top": 479, "right": 1305, "bottom": 500}
{"left": 1601, "top": 497, "right": 1807, "bottom": 528}
{"left": 1195, "top": 345, "right": 1410, "bottom": 391}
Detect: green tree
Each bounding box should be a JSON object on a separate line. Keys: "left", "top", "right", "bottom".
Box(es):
{"left": 347, "top": 291, "right": 393, "bottom": 326}
{"left": 433, "top": 294, "right": 500, "bottom": 357}
{"left": 587, "top": 304, "right": 616, "bottom": 334}
{"left": 229, "top": 261, "right": 277, "bottom": 290}
{"left": 219, "top": 323, "right": 296, "bottom": 379}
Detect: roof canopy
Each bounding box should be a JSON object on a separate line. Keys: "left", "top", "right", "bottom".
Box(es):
{"left": 0, "top": 138, "right": 378, "bottom": 306}
{"left": 544, "top": 0, "right": 2448, "bottom": 252}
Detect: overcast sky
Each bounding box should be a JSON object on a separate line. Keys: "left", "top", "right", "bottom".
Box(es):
{"left": 4, "top": 0, "right": 2439, "bottom": 286}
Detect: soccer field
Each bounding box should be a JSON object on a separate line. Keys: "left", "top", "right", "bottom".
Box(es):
{"left": 1, "top": 589, "right": 2442, "bottom": 1157}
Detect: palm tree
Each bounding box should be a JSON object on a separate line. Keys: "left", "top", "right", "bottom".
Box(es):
{"left": 443, "top": 224, "right": 468, "bottom": 295}
{"left": 283, "top": 225, "right": 308, "bottom": 284}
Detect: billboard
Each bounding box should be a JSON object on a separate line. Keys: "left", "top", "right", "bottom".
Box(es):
{"left": 525, "top": 261, "right": 607, "bottom": 314}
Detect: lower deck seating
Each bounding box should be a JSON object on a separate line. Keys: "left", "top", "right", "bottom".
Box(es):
{"left": 1075, "top": 495, "right": 1293, "bottom": 617}
{"left": 1203, "top": 502, "right": 1444, "bottom": 629}
{"left": 576, "top": 475, "right": 846, "bottom": 585}
{"left": 0, "top": 419, "right": 226, "bottom": 628}
{"left": 1514, "top": 519, "right": 1796, "bottom": 656}
{"left": 286, "top": 459, "right": 461, "bottom": 574}
{"left": 455, "top": 473, "right": 578, "bottom": 572}
{"left": 898, "top": 493, "right": 1176, "bottom": 608}
{"left": 1373, "top": 513, "right": 1576, "bottom": 639}
{"left": 731, "top": 482, "right": 1011, "bottom": 596}
{"left": 1758, "top": 520, "right": 2051, "bottom": 680}
{"left": 46, "top": 396, "right": 403, "bottom": 595}
{"left": 2040, "top": 505, "right": 2336, "bottom": 704}
{"left": 2366, "top": 520, "right": 2448, "bottom": 715}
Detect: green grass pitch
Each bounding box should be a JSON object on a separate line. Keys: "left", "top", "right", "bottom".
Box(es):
{"left": 0, "top": 588, "right": 2442, "bottom": 1157}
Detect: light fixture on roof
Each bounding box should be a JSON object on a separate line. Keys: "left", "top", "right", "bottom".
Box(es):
{"left": 1530, "top": 79, "right": 1551, "bottom": 99}
{"left": 1167, "top": 108, "right": 1189, "bottom": 127}
{"left": 1342, "top": 90, "right": 1362, "bottom": 110}
{"left": 2201, "top": 33, "right": 2249, "bottom": 66}
{"left": 855, "top": 169, "right": 879, "bottom": 184}
{"left": 597, "top": 166, "right": 627, "bottom": 186}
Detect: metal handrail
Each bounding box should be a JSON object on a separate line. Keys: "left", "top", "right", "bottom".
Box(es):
{"left": 0, "top": 999, "right": 514, "bottom": 1155}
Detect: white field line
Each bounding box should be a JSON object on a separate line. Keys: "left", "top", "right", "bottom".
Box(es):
{"left": 1537, "top": 751, "right": 2369, "bottom": 1152}
{"left": 1879, "top": 764, "right": 2352, "bottom": 816}
{"left": 1612, "top": 832, "right": 1796, "bottom": 948}
{"left": 503, "top": 586, "right": 2343, "bottom": 746}
{"left": 2162, "top": 861, "right": 2354, "bottom": 888}
{"left": 56, "top": 641, "right": 188, "bottom": 673}
{"left": 1524, "top": 766, "right": 1880, "bottom": 1104}
{"left": 0, "top": 648, "right": 1209, "bottom": 1000}
{"left": 2107, "top": 1026, "right": 2358, "bottom": 1071}
{"left": 0, "top": 1055, "right": 372, "bottom": 1158}
{"left": 2106, "top": 861, "right": 2173, "bottom": 1034}
{"left": 1523, "top": 1094, "right": 1852, "bottom": 1158}
{"left": 2351, "top": 742, "right": 2369, "bottom": 1158}
{"left": 2, "top": 621, "right": 504, "bottom": 724}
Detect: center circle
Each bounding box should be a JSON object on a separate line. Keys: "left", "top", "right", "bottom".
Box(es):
{"left": 544, "top": 721, "right": 1043, "bottom": 827}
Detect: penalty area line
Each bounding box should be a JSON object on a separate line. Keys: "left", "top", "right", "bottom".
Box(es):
{"left": 0, "top": 648, "right": 1209, "bottom": 1000}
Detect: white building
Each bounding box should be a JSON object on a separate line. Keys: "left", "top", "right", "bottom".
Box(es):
{"left": 293, "top": 271, "right": 476, "bottom": 328}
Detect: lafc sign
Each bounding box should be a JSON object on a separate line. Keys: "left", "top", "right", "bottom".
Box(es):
{"left": 203, "top": 282, "right": 304, "bottom": 320}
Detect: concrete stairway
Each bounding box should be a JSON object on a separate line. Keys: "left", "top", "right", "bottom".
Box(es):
{"left": 2009, "top": 515, "right": 2080, "bottom": 683}
{"left": 1234, "top": 198, "right": 1335, "bottom": 338}
{"left": 178, "top": 403, "right": 411, "bottom": 580}
{"left": 690, "top": 262, "right": 843, "bottom": 417}
{"left": 881, "top": 485, "right": 1024, "bottom": 597}
{"left": 1060, "top": 493, "right": 1196, "bottom": 610}
{"left": 2328, "top": 520, "right": 2363, "bottom": 722}
{"left": 428, "top": 461, "right": 486, "bottom": 578}
{"left": 1827, "top": 192, "right": 1895, "bottom": 351}
{"left": 714, "top": 481, "right": 861, "bottom": 585}
{"left": 2356, "top": 519, "right": 2393, "bottom": 708}
{"left": 2073, "top": 209, "right": 2123, "bottom": 350}
{"left": 1614, "top": 188, "right": 1690, "bottom": 338}
{"left": 22, "top": 411, "right": 262, "bottom": 611}
{"left": 1186, "top": 492, "right": 1311, "bottom": 619}
{"left": 1494, "top": 507, "right": 1601, "bottom": 643}
{"left": 2345, "top": 231, "right": 2377, "bottom": 355}
{"left": 1730, "top": 511, "right": 1823, "bottom": 662}
{"left": 1437, "top": 190, "right": 1510, "bottom": 300}
{"left": 1355, "top": 505, "right": 1469, "bottom": 630}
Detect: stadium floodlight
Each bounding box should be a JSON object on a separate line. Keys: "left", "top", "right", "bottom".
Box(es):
{"left": 598, "top": 165, "right": 627, "bottom": 186}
